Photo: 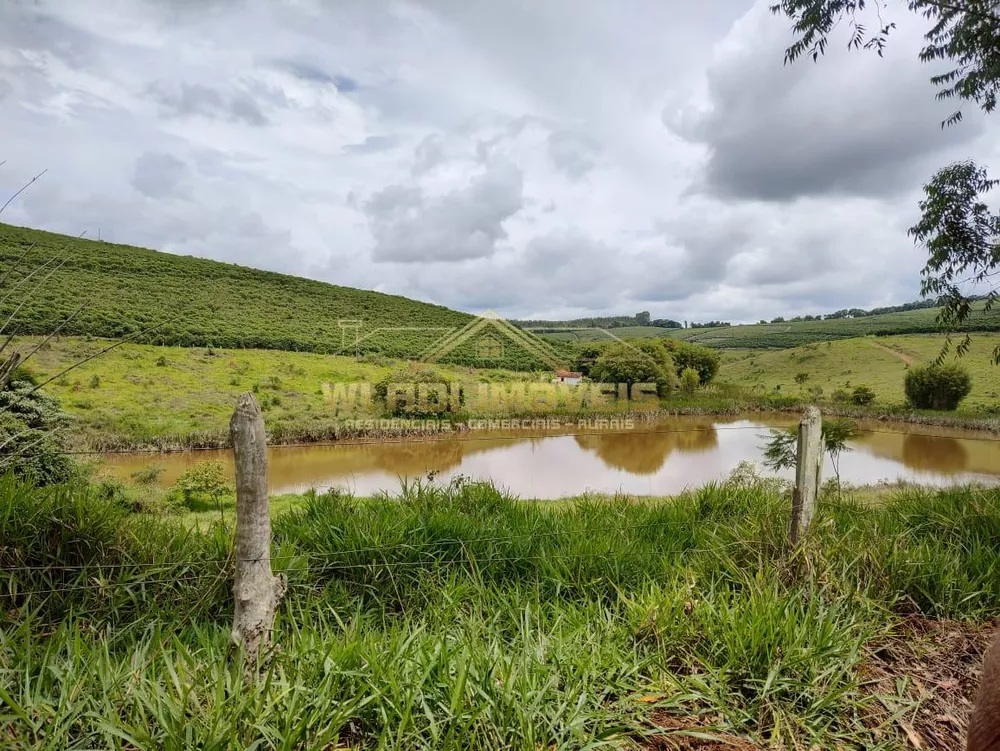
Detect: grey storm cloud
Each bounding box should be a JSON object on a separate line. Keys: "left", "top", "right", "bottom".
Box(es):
{"left": 132, "top": 152, "right": 188, "bottom": 199}
{"left": 149, "top": 82, "right": 269, "bottom": 126}
{"left": 677, "top": 5, "right": 987, "bottom": 202}
{"left": 365, "top": 162, "right": 525, "bottom": 263}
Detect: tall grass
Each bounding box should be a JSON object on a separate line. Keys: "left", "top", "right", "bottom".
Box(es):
{"left": 1, "top": 472, "right": 999, "bottom": 748}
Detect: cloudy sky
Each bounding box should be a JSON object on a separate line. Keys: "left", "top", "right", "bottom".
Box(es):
{"left": 1, "top": 0, "right": 997, "bottom": 322}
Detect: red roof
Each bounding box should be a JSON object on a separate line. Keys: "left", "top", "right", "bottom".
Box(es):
{"left": 555, "top": 369, "right": 583, "bottom": 378}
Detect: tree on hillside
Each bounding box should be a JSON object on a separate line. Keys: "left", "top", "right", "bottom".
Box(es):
{"left": 661, "top": 339, "right": 722, "bottom": 383}
{"left": 635, "top": 340, "right": 678, "bottom": 396}
{"left": 771, "top": 0, "right": 1000, "bottom": 363}
{"left": 591, "top": 344, "right": 665, "bottom": 400}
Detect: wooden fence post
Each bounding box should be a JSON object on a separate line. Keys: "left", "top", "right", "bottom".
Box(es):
{"left": 790, "top": 405, "right": 823, "bottom": 547}
{"left": 967, "top": 627, "right": 1000, "bottom": 750}
{"left": 230, "top": 393, "right": 285, "bottom": 668}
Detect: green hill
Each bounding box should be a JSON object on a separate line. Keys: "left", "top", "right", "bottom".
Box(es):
{"left": 0, "top": 223, "right": 567, "bottom": 370}
{"left": 537, "top": 306, "right": 1000, "bottom": 350}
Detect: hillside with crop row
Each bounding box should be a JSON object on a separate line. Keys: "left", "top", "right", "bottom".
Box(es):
{"left": 0, "top": 223, "right": 568, "bottom": 370}
{"left": 537, "top": 305, "right": 1000, "bottom": 349}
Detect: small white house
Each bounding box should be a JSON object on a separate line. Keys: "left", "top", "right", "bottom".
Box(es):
{"left": 553, "top": 369, "right": 583, "bottom": 386}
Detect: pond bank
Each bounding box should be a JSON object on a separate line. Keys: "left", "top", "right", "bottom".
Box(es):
{"left": 74, "top": 395, "right": 1000, "bottom": 452}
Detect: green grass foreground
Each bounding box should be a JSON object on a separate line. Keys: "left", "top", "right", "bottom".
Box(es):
{"left": 2, "top": 472, "right": 999, "bottom": 749}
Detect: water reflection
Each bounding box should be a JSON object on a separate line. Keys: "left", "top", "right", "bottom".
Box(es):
{"left": 100, "top": 415, "right": 1000, "bottom": 498}
{"left": 574, "top": 423, "right": 718, "bottom": 475}
{"left": 900, "top": 432, "right": 969, "bottom": 473}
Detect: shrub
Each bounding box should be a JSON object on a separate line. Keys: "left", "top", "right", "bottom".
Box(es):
{"left": 374, "top": 366, "right": 464, "bottom": 416}
{"left": 88, "top": 374, "right": 101, "bottom": 388}
{"left": 0, "top": 372, "right": 75, "bottom": 486}
{"left": 155, "top": 356, "right": 167, "bottom": 367}
{"left": 831, "top": 389, "right": 850, "bottom": 404}
{"left": 794, "top": 372, "right": 809, "bottom": 385}
{"left": 850, "top": 385, "right": 876, "bottom": 406}
{"left": 904, "top": 363, "right": 972, "bottom": 411}
{"left": 661, "top": 340, "right": 721, "bottom": 383}
{"left": 680, "top": 367, "right": 700, "bottom": 393}
{"left": 172, "top": 461, "right": 233, "bottom": 508}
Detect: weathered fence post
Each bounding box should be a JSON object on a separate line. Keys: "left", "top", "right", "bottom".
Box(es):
{"left": 967, "top": 627, "right": 1000, "bottom": 750}
{"left": 789, "top": 405, "right": 822, "bottom": 547}
{"left": 230, "top": 392, "right": 286, "bottom": 668}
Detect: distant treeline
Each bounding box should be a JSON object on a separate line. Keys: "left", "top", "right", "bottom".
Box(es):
{"left": 520, "top": 300, "right": 951, "bottom": 333}
{"left": 822, "top": 299, "right": 939, "bottom": 319}
{"left": 515, "top": 311, "right": 682, "bottom": 330}
{"left": 762, "top": 299, "right": 940, "bottom": 325}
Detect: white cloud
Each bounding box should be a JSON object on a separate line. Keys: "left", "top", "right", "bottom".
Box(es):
{"left": 0, "top": 0, "right": 997, "bottom": 324}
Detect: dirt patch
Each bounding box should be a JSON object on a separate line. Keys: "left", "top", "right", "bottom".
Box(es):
{"left": 631, "top": 617, "right": 994, "bottom": 750}
{"left": 870, "top": 339, "right": 916, "bottom": 366}
{"left": 859, "top": 616, "right": 996, "bottom": 750}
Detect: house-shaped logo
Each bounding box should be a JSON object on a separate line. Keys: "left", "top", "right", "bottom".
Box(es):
{"left": 475, "top": 333, "right": 504, "bottom": 360}
{"left": 421, "top": 312, "right": 565, "bottom": 369}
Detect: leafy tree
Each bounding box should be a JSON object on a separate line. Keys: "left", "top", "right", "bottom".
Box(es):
{"left": 760, "top": 418, "right": 859, "bottom": 494}
{"left": 903, "top": 362, "right": 972, "bottom": 409}
{"left": 635, "top": 341, "right": 678, "bottom": 396}
{"left": 772, "top": 0, "right": 1000, "bottom": 363}
{"left": 591, "top": 344, "right": 664, "bottom": 400}
{"left": 573, "top": 344, "right": 606, "bottom": 377}
{"left": 661, "top": 339, "right": 721, "bottom": 383}
{"left": 909, "top": 162, "right": 1000, "bottom": 362}
{"left": 636, "top": 310, "right": 651, "bottom": 326}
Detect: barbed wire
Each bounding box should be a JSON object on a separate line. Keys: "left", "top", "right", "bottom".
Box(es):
{"left": 20, "top": 422, "right": 1000, "bottom": 459}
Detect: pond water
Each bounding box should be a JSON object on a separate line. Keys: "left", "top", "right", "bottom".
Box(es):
{"left": 99, "top": 415, "right": 1000, "bottom": 499}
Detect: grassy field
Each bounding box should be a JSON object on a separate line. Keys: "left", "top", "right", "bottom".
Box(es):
{"left": 719, "top": 333, "right": 1000, "bottom": 409}
{"left": 538, "top": 306, "right": 1000, "bottom": 349}
{"left": 2, "top": 473, "right": 998, "bottom": 749}
{"left": 0, "top": 223, "right": 568, "bottom": 370}
{"left": 12, "top": 332, "right": 1000, "bottom": 450}
{"left": 17, "top": 336, "right": 669, "bottom": 450}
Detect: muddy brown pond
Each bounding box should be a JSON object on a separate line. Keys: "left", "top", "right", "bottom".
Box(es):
{"left": 100, "top": 415, "right": 1000, "bottom": 499}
